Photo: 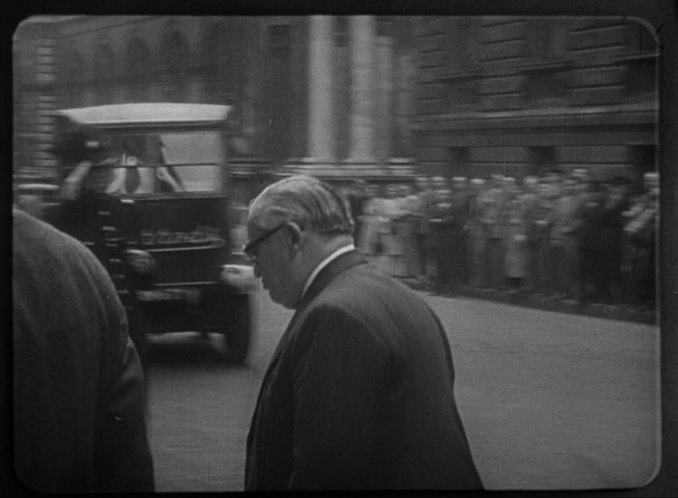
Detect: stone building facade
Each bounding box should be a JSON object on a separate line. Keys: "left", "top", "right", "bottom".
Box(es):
{"left": 13, "top": 15, "right": 658, "bottom": 194}
{"left": 413, "top": 16, "right": 658, "bottom": 182}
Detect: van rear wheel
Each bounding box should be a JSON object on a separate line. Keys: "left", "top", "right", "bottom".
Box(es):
{"left": 220, "top": 293, "right": 251, "bottom": 363}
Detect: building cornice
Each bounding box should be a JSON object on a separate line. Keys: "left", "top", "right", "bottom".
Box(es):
{"left": 417, "top": 102, "right": 658, "bottom": 132}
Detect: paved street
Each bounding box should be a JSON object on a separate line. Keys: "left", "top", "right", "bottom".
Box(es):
{"left": 145, "top": 287, "right": 659, "bottom": 492}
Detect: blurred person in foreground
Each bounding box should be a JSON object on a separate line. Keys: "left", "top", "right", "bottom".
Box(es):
{"left": 12, "top": 208, "right": 154, "bottom": 492}
{"left": 243, "top": 175, "right": 483, "bottom": 491}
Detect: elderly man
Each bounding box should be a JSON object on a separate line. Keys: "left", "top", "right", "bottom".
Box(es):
{"left": 243, "top": 175, "right": 483, "bottom": 491}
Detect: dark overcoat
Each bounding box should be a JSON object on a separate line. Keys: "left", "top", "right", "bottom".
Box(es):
{"left": 245, "top": 250, "right": 483, "bottom": 490}
{"left": 12, "top": 209, "right": 154, "bottom": 492}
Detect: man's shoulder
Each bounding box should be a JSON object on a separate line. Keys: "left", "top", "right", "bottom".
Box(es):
{"left": 15, "top": 209, "right": 73, "bottom": 252}
{"left": 314, "top": 262, "right": 425, "bottom": 316}
{"left": 14, "top": 208, "right": 110, "bottom": 283}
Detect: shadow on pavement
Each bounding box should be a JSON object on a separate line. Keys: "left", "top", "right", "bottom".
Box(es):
{"left": 145, "top": 332, "right": 248, "bottom": 368}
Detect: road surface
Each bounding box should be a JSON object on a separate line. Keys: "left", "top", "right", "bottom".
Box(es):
{"left": 145, "top": 287, "right": 659, "bottom": 491}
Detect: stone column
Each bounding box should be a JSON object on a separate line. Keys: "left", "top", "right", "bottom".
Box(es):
{"left": 375, "top": 35, "right": 393, "bottom": 161}
{"left": 347, "top": 16, "right": 376, "bottom": 164}
{"left": 306, "top": 15, "right": 336, "bottom": 163}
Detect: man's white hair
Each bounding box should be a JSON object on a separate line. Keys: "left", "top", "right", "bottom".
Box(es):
{"left": 249, "top": 175, "right": 354, "bottom": 235}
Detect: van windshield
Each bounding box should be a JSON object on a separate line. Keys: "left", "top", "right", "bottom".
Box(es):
{"left": 98, "top": 131, "right": 224, "bottom": 195}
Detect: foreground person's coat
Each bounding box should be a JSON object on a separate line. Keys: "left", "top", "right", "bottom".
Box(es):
{"left": 13, "top": 210, "right": 154, "bottom": 492}
{"left": 245, "top": 250, "right": 483, "bottom": 490}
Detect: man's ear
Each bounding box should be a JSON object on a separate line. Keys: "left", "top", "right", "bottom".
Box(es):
{"left": 285, "top": 222, "right": 303, "bottom": 249}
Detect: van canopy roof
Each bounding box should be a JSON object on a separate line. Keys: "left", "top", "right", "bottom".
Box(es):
{"left": 56, "top": 103, "right": 233, "bottom": 127}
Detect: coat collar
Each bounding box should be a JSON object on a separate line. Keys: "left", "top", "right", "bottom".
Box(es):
{"left": 296, "top": 249, "right": 367, "bottom": 311}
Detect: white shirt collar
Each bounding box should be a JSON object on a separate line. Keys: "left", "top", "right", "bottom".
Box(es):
{"left": 301, "top": 244, "right": 355, "bottom": 300}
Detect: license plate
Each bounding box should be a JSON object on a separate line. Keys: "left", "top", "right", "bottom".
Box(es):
{"left": 137, "top": 288, "right": 200, "bottom": 303}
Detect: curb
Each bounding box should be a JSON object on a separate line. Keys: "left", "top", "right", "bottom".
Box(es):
{"left": 399, "top": 279, "right": 657, "bottom": 326}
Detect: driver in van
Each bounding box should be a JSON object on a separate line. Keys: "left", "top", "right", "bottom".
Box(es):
{"left": 157, "top": 137, "right": 185, "bottom": 193}
{"left": 59, "top": 134, "right": 120, "bottom": 200}
{"left": 62, "top": 135, "right": 184, "bottom": 197}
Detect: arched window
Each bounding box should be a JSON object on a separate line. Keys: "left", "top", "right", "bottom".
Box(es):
{"left": 125, "top": 38, "right": 151, "bottom": 102}
{"left": 160, "top": 30, "right": 189, "bottom": 102}
{"left": 92, "top": 42, "right": 115, "bottom": 104}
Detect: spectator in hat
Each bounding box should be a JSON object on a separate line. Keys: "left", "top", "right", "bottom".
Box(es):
{"left": 556, "top": 174, "right": 586, "bottom": 300}
{"left": 599, "top": 176, "right": 632, "bottom": 304}
{"left": 346, "top": 179, "right": 369, "bottom": 242}
{"left": 429, "top": 179, "right": 455, "bottom": 293}
{"left": 578, "top": 179, "right": 608, "bottom": 304}
{"left": 479, "top": 175, "right": 508, "bottom": 290}
{"left": 398, "top": 183, "right": 422, "bottom": 278}
{"left": 356, "top": 183, "right": 383, "bottom": 265}
{"left": 567, "top": 170, "right": 592, "bottom": 301}
{"left": 520, "top": 176, "right": 540, "bottom": 293}
{"left": 412, "top": 176, "right": 436, "bottom": 282}
{"left": 532, "top": 179, "right": 553, "bottom": 295}
{"left": 450, "top": 177, "right": 471, "bottom": 288}
{"left": 623, "top": 172, "right": 659, "bottom": 309}
{"left": 503, "top": 179, "right": 529, "bottom": 291}
{"left": 466, "top": 178, "right": 487, "bottom": 288}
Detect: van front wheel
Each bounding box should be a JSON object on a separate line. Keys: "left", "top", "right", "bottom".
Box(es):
{"left": 220, "top": 293, "right": 251, "bottom": 363}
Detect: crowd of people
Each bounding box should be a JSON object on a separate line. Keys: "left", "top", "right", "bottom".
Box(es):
{"left": 340, "top": 168, "right": 659, "bottom": 312}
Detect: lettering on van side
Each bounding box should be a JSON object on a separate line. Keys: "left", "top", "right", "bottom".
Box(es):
{"left": 140, "top": 226, "right": 225, "bottom": 250}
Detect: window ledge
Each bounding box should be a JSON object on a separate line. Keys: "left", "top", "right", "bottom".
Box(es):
{"left": 519, "top": 59, "right": 572, "bottom": 72}
{"left": 439, "top": 68, "right": 481, "bottom": 82}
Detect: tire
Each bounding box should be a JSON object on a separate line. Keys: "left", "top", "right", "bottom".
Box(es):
{"left": 221, "top": 293, "right": 252, "bottom": 363}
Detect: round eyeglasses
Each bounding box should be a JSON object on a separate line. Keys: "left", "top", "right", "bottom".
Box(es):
{"left": 243, "top": 222, "right": 287, "bottom": 261}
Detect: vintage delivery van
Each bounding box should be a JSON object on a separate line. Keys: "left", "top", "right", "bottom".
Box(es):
{"left": 48, "top": 103, "right": 256, "bottom": 363}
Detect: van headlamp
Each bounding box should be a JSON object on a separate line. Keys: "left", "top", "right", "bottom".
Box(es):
{"left": 124, "top": 249, "right": 156, "bottom": 276}
{"left": 221, "top": 264, "right": 258, "bottom": 293}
